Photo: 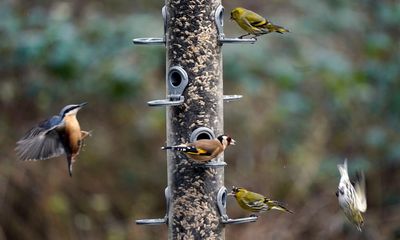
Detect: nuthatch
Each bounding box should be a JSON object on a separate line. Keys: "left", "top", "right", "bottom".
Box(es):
{"left": 161, "top": 135, "right": 235, "bottom": 163}
{"left": 16, "top": 103, "right": 90, "bottom": 177}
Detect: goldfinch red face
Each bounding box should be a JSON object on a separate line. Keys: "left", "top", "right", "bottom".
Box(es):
{"left": 227, "top": 136, "right": 235, "bottom": 145}
{"left": 217, "top": 135, "right": 235, "bottom": 148}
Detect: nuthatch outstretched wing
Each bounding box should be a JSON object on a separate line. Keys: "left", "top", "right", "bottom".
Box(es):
{"left": 161, "top": 135, "right": 235, "bottom": 163}
{"left": 16, "top": 102, "right": 90, "bottom": 177}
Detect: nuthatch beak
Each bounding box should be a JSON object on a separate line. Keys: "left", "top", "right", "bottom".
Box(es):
{"left": 79, "top": 102, "right": 88, "bottom": 108}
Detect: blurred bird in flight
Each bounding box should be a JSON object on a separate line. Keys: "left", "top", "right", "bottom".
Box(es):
{"left": 16, "top": 103, "right": 90, "bottom": 177}
{"left": 336, "top": 159, "right": 367, "bottom": 231}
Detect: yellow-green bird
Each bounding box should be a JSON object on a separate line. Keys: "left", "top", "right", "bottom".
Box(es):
{"left": 230, "top": 7, "right": 289, "bottom": 38}
{"left": 230, "top": 186, "right": 293, "bottom": 215}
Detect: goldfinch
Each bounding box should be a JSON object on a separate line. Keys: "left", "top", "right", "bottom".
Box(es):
{"left": 230, "top": 7, "right": 289, "bottom": 38}
{"left": 230, "top": 186, "right": 293, "bottom": 215}
{"left": 336, "top": 159, "right": 367, "bottom": 231}
{"left": 161, "top": 135, "right": 235, "bottom": 163}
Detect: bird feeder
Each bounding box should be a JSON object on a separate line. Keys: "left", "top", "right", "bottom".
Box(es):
{"left": 133, "top": 2, "right": 257, "bottom": 239}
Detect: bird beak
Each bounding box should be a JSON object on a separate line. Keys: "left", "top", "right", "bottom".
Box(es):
{"left": 230, "top": 139, "right": 236, "bottom": 145}
{"left": 79, "top": 102, "right": 88, "bottom": 108}
{"left": 227, "top": 191, "right": 234, "bottom": 196}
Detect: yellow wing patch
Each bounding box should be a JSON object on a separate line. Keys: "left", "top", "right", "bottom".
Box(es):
{"left": 185, "top": 147, "right": 209, "bottom": 156}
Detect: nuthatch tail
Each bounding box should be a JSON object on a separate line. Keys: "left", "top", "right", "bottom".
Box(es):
{"left": 16, "top": 102, "right": 90, "bottom": 177}
{"left": 161, "top": 135, "right": 235, "bottom": 163}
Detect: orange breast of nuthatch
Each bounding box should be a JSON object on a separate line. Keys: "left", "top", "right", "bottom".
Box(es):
{"left": 64, "top": 115, "right": 82, "bottom": 154}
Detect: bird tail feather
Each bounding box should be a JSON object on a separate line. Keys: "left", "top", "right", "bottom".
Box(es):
{"left": 161, "top": 145, "right": 192, "bottom": 152}
{"left": 337, "top": 159, "right": 348, "bottom": 178}
{"left": 265, "top": 199, "right": 293, "bottom": 214}
{"left": 67, "top": 155, "right": 73, "bottom": 177}
{"left": 273, "top": 24, "right": 289, "bottom": 33}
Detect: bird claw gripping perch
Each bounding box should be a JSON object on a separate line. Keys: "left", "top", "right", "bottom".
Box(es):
{"left": 238, "top": 35, "right": 259, "bottom": 41}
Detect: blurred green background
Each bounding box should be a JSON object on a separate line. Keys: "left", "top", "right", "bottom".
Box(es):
{"left": 0, "top": 0, "right": 399, "bottom": 239}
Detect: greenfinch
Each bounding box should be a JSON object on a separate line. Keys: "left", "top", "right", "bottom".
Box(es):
{"left": 230, "top": 7, "right": 289, "bottom": 38}
{"left": 161, "top": 135, "right": 235, "bottom": 163}
{"left": 230, "top": 186, "right": 293, "bottom": 215}
{"left": 336, "top": 159, "right": 367, "bottom": 231}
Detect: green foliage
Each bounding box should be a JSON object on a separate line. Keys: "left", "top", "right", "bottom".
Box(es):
{"left": 0, "top": 1, "right": 165, "bottom": 102}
